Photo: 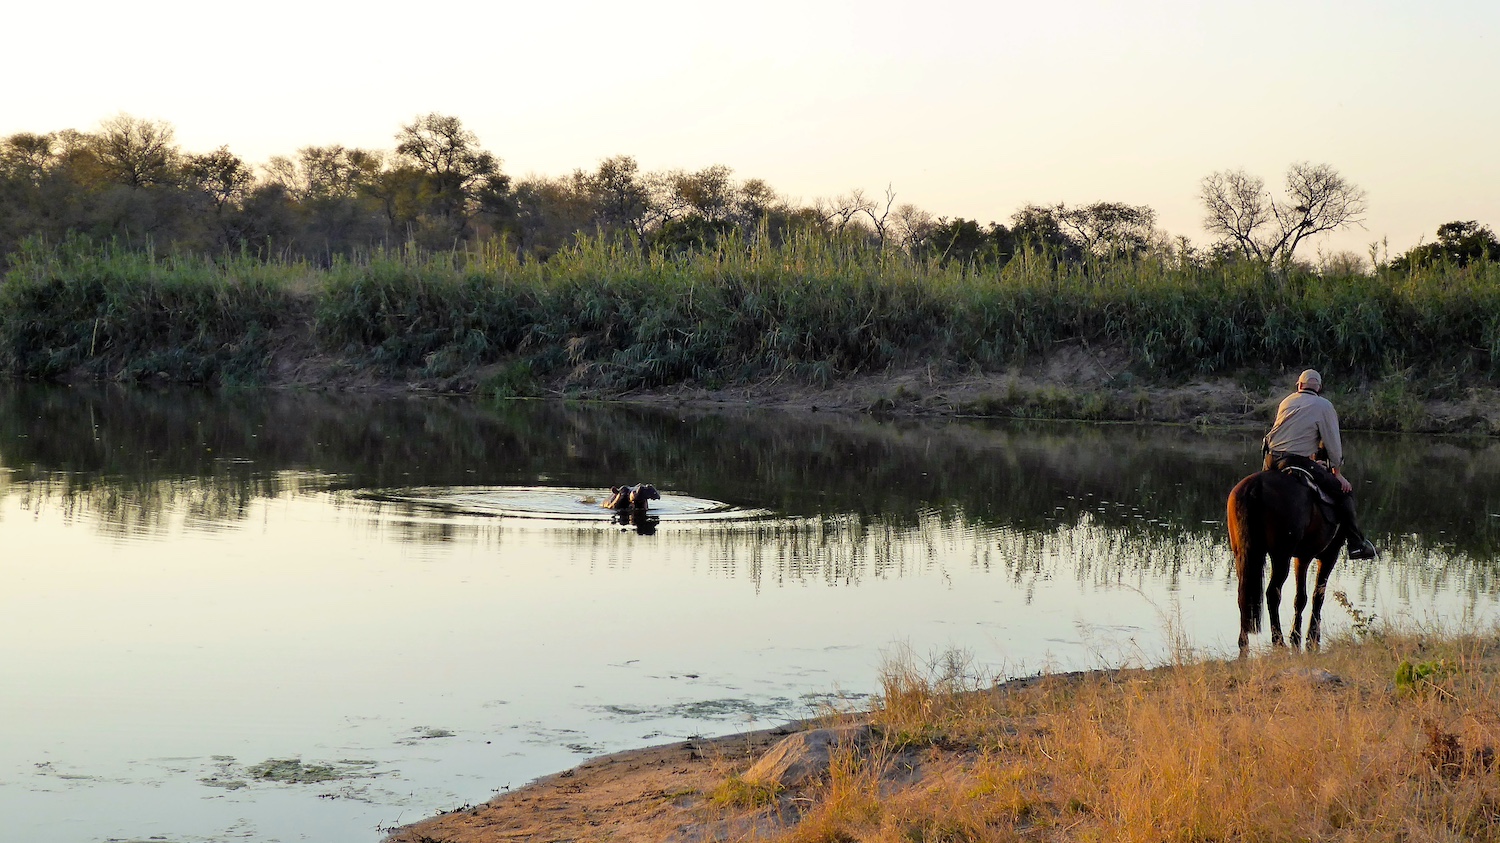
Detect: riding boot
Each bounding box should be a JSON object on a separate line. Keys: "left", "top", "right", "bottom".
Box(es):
{"left": 1336, "top": 493, "right": 1378, "bottom": 559}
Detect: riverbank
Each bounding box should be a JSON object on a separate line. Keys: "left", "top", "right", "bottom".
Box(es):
{"left": 18, "top": 346, "right": 1500, "bottom": 435}
{"left": 4, "top": 241, "right": 1499, "bottom": 437}
{"left": 267, "top": 335, "right": 1500, "bottom": 436}
{"left": 387, "top": 628, "right": 1500, "bottom": 843}
{"left": 612, "top": 364, "right": 1500, "bottom": 436}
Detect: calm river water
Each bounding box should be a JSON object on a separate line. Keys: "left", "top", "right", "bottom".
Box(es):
{"left": 2, "top": 385, "right": 1498, "bottom": 842}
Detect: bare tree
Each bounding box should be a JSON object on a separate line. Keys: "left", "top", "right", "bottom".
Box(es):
{"left": 890, "top": 203, "right": 936, "bottom": 254}
{"left": 261, "top": 155, "right": 306, "bottom": 199}
{"left": 1315, "top": 248, "right": 1368, "bottom": 277}
{"left": 1201, "top": 169, "right": 1269, "bottom": 260}
{"left": 262, "top": 147, "right": 383, "bottom": 202}
{"left": 815, "top": 189, "right": 876, "bottom": 234}
{"left": 299, "top": 146, "right": 383, "bottom": 200}
{"left": 92, "top": 114, "right": 180, "bottom": 187}
{"left": 1201, "top": 162, "right": 1366, "bottom": 266}
{"left": 856, "top": 185, "right": 899, "bottom": 250}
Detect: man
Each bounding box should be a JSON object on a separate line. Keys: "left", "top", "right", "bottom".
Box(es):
{"left": 1263, "top": 369, "right": 1378, "bottom": 560}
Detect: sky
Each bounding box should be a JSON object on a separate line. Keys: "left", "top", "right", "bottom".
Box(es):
{"left": 4, "top": 0, "right": 1497, "bottom": 258}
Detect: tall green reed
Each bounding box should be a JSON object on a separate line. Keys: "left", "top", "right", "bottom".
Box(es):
{"left": 5, "top": 236, "right": 1499, "bottom": 392}
{"left": 0, "top": 238, "right": 301, "bottom": 382}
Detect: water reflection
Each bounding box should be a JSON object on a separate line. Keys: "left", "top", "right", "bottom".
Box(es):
{"left": 3, "top": 382, "right": 1498, "bottom": 568}
{"left": 3, "top": 385, "right": 1499, "bottom": 843}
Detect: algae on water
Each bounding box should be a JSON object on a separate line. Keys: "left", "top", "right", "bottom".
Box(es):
{"left": 200, "top": 756, "right": 377, "bottom": 789}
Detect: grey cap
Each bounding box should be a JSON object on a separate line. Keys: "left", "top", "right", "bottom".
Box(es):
{"left": 1298, "top": 369, "right": 1323, "bottom": 390}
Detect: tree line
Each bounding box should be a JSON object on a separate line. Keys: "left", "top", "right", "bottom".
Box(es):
{"left": 1, "top": 111, "right": 1492, "bottom": 273}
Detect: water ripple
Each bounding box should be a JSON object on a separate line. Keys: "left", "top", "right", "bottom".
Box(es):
{"left": 357, "top": 485, "right": 770, "bottom": 523}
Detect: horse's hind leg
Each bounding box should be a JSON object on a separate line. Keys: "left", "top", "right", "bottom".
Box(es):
{"left": 1307, "top": 556, "right": 1338, "bottom": 652}
{"left": 1266, "top": 555, "right": 1292, "bottom": 647}
{"left": 1236, "top": 556, "right": 1255, "bottom": 655}
{"left": 1236, "top": 549, "right": 1264, "bottom": 656}
{"left": 1290, "top": 557, "right": 1312, "bottom": 650}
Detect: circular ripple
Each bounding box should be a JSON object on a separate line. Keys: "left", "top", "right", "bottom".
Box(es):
{"left": 359, "top": 486, "right": 768, "bottom": 523}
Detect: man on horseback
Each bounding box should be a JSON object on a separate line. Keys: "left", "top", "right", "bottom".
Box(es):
{"left": 1263, "top": 369, "right": 1378, "bottom": 560}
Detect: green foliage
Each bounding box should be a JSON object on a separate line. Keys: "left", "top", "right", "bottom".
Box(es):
{"left": 1395, "top": 658, "right": 1459, "bottom": 693}
{"left": 5, "top": 234, "right": 1500, "bottom": 397}
{"left": 709, "top": 774, "right": 784, "bottom": 808}
{"left": 1332, "top": 591, "right": 1380, "bottom": 641}
{"left": 1392, "top": 220, "right": 1500, "bottom": 272}
{"left": 911, "top": 217, "right": 1015, "bottom": 267}
{"left": 481, "top": 360, "right": 541, "bottom": 399}
{"left": 1336, "top": 371, "right": 1428, "bottom": 431}
{"left": 0, "top": 238, "right": 297, "bottom": 383}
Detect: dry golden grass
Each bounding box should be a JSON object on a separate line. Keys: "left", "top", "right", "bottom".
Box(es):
{"left": 762, "top": 628, "right": 1500, "bottom": 843}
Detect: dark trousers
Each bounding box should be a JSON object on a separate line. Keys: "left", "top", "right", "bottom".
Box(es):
{"left": 1263, "top": 451, "right": 1368, "bottom": 545}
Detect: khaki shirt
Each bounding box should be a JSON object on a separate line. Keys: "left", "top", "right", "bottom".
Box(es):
{"left": 1265, "top": 388, "right": 1344, "bottom": 468}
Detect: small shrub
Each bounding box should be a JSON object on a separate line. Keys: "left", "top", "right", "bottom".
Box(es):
{"left": 481, "top": 360, "right": 540, "bottom": 399}
{"left": 709, "top": 774, "right": 783, "bottom": 808}
{"left": 1395, "top": 658, "right": 1459, "bottom": 693}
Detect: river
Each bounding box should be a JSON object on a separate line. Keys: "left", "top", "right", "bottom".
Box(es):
{"left": 2, "top": 384, "right": 1497, "bottom": 842}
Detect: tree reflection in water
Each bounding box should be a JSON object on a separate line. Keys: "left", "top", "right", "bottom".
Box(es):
{"left": 2, "top": 383, "right": 1498, "bottom": 843}
{"left": 1, "top": 382, "right": 1497, "bottom": 590}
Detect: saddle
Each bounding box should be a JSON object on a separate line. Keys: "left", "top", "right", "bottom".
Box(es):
{"left": 1278, "top": 465, "right": 1334, "bottom": 505}
{"left": 1277, "top": 465, "right": 1340, "bottom": 531}
{"left": 1277, "top": 464, "right": 1351, "bottom": 557}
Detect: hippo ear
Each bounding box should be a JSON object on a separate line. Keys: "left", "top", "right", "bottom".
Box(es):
{"left": 610, "top": 486, "right": 623, "bottom": 493}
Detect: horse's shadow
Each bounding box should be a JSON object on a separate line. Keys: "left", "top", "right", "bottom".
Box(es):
{"left": 1228, "top": 469, "right": 1347, "bottom": 655}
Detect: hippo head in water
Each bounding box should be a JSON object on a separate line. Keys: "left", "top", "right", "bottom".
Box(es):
{"left": 603, "top": 483, "right": 660, "bottom": 510}
{"left": 628, "top": 483, "right": 660, "bottom": 508}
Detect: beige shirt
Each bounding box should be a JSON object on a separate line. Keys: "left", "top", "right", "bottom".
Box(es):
{"left": 1265, "top": 388, "right": 1344, "bottom": 468}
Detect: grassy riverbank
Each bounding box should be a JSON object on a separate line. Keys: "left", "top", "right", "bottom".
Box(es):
{"left": 2, "top": 238, "right": 1498, "bottom": 432}
{"left": 391, "top": 625, "right": 1500, "bottom": 843}
{"left": 785, "top": 628, "right": 1500, "bottom": 843}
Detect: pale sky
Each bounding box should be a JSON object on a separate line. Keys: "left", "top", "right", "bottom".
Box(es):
{"left": 4, "top": 0, "right": 1496, "bottom": 257}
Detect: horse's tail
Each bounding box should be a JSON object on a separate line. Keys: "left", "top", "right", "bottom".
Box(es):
{"left": 1228, "top": 475, "right": 1264, "bottom": 636}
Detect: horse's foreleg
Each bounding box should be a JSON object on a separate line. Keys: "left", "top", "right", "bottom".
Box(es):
{"left": 1290, "top": 558, "right": 1311, "bottom": 650}
{"left": 1307, "top": 556, "right": 1338, "bottom": 652}
{"left": 1266, "top": 555, "right": 1291, "bottom": 647}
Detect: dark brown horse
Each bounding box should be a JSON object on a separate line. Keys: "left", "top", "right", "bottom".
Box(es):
{"left": 1227, "top": 469, "right": 1346, "bottom": 654}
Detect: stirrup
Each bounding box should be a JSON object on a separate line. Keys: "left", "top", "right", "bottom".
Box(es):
{"left": 1348, "top": 540, "right": 1378, "bottom": 560}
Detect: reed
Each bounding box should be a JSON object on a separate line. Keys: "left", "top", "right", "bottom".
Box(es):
{"left": 0, "top": 238, "right": 303, "bottom": 383}
{"left": 771, "top": 627, "right": 1500, "bottom": 842}
{"left": 4, "top": 237, "right": 1498, "bottom": 397}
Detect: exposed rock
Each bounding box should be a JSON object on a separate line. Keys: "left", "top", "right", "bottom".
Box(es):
{"left": 1280, "top": 667, "right": 1344, "bottom": 686}
{"left": 740, "top": 724, "right": 873, "bottom": 789}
